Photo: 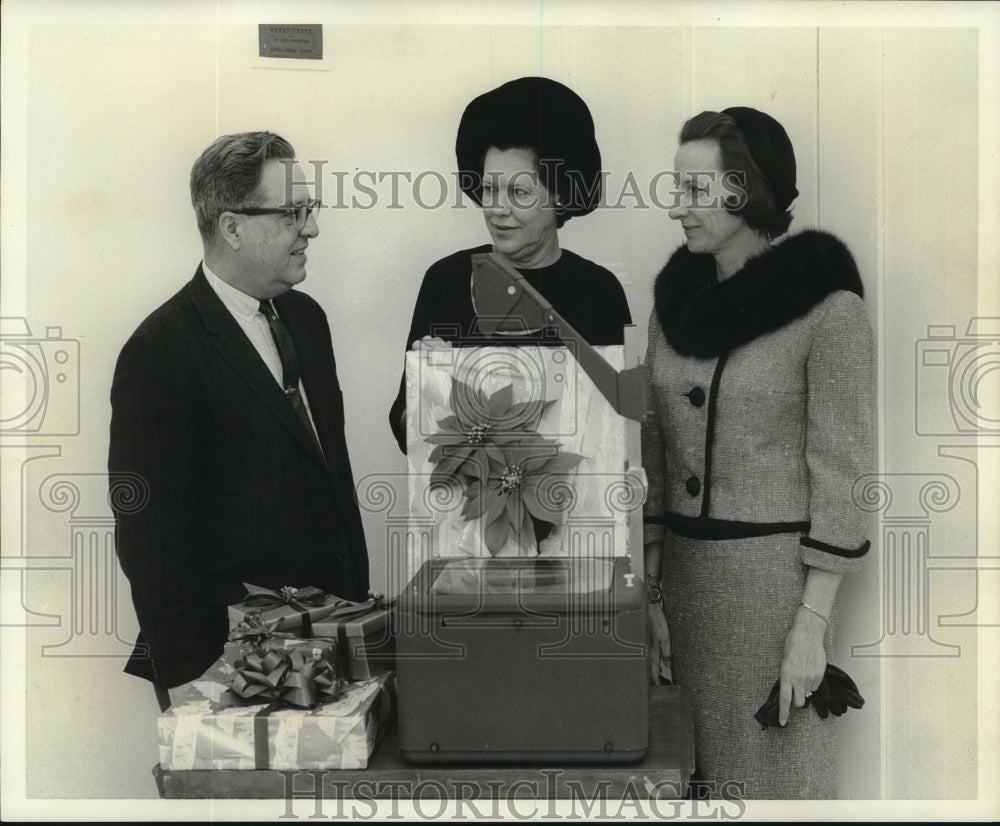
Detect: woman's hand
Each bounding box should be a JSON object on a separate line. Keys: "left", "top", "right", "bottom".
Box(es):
{"left": 646, "top": 602, "right": 672, "bottom": 685}
{"left": 401, "top": 337, "right": 452, "bottom": 435}
{"left": 777, "top": 606, "right": 827, "bottom": 725}
{"left": 411, "top": 335, "right": 451, "bottom": 351}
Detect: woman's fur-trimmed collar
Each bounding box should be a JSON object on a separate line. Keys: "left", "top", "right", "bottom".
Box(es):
{"left": 653, "top": 229, "right": 863, "bottom": 358}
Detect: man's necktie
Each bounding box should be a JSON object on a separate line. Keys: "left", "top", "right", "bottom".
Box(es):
{"left": 259, "top": 299, "right": 325, "bottom": 460}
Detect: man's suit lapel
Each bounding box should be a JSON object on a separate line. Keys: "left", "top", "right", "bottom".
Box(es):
{"left": 187, "top": 267, "right": 328, "bottom": 468}
{"left": 275, "top": 293, "right": 349, "bottom": 481}
{"left": 276, "top": 294, "right": 363, "bottom": 533}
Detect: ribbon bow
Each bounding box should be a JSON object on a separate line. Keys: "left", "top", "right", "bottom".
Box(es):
{"left": 241, "top": 583, "right": 329, "bottom": 611}
{"left": 226, "top": 646, "right": 341, "bottom": 710}
{"left": 229, "top": 610, "right": 280, "bottom": 644}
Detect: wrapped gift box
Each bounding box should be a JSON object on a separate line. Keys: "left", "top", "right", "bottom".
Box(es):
{"left": 404, "top": 345, "right": 636, "bottom": 566}
{"left": 311, "top": 606, "right": 395, "bottom": 682}
{"left": 158, "top": 667, "right": 395, "bottom": 771}
{"left": 227, "top": 584, "right": 347, "bottom": 633}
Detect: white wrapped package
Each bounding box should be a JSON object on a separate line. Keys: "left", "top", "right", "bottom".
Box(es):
{"left": 158, "top": 666, "right": 395, "bottom": 771}
{"left": 405, "top": 345, "right": 637, "bottom": 569}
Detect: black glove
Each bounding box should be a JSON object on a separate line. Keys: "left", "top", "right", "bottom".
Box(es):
{"left": 754, "top": 663, "right": 865, "bottom": 729}
{"left": 819, "top": 663, "right": 865, "bottom": 718}
{"left": 753, "top": 680, "right": 782, "bottom": 729}
{"left": 807, "top": 672, "right": 836, "bottom": 719}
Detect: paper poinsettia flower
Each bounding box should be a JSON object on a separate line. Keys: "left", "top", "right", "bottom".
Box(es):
{"left": 460, "top": 442, "right": 585, "bottom": 555}
{"left": 425, "top": 377, "right": 587, "bottom": 556}
{"left": 425, "top": 378, "right": 556, "bottom": 483}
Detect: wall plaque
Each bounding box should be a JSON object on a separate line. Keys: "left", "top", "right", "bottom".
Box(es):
{"left": 258, "top": 24, "right": 323, "bottom": 60}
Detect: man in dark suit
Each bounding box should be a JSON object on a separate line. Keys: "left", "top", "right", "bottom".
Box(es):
{"left": 109, "top": 131, "right": 369, "bottom": 690}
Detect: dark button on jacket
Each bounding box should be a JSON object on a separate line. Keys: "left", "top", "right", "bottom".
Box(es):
{"left": 684, "top": 386, "right": 706, "bottom": 407}
{"left": 686, "top": 476, "right": 701, "bottom": 496}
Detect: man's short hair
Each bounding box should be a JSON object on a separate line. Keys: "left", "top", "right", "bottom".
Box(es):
{"left": 190, "top": 131, "right": 295, "bottom": 242}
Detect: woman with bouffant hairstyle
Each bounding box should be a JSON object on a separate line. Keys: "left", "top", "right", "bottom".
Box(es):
{"left": 389, "top": 77, "right": 632, "bottom": 454}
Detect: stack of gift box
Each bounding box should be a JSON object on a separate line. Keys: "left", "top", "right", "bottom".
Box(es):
{"left": 157, "top": 584, "right": 396, "bottom": 771}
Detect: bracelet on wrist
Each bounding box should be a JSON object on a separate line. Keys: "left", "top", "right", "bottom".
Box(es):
{"left": 799, "top": 601, "right": 829, "bottom": 625}
{"left": 645, "top": 574, "right": 663, "bottom": 605}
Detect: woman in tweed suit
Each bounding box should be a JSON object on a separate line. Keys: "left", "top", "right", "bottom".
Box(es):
{"left": 642, "top": 108, "right": 875, "bottom": 799}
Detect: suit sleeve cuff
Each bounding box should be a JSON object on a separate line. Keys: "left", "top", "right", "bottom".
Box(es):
{"left": 799, "top": 535, "right": 871, "bottom": 573}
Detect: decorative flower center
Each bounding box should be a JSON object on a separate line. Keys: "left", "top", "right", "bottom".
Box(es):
{"left": 466, "top": 423, "right": 491, "bottom": 445}
{"left": 500, "top": 464, "right": 522, "bottom": 494}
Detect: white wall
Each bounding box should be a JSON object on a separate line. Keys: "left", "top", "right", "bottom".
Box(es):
{"left": 2, "top": 1, "right": 996, "bottom": 816}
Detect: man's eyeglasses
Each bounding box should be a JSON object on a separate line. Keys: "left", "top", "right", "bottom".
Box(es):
{"left": 226, "top": 199, "right": 322, "bottom": 230}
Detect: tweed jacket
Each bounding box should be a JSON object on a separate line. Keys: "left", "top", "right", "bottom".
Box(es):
{"left": 641, "top": 230, "right": 875, "bottom": 573}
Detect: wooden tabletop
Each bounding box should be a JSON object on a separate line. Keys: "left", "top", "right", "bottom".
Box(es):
{"left": 154, "top": 684, "right": 694, "bottom": 800}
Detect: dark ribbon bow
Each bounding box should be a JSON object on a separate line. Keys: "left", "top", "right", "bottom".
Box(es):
{"left": 754, "top": 663, "right": 865, "bottom": 729}
{"left": 227, "top": 610, "right": 293, "bottom": 647}
{"left": 239, "top": 583, "right": 331, "bottom": 635}
{"left": 226, "top": 646, "right": 341, "bottom": 710}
